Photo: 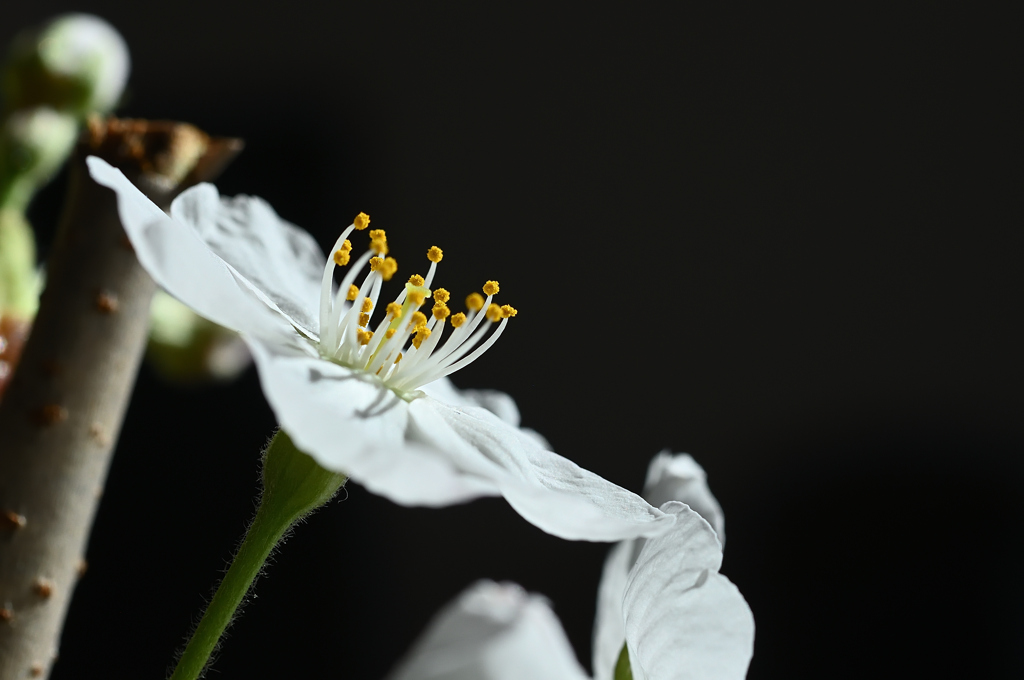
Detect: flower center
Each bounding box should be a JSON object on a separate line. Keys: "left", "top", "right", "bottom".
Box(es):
{"left": 316, "top": 213, "right": 516, "bottom": 393}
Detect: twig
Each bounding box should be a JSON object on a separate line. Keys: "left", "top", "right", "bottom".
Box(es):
{"left": 0, "top": 118, "right": 241, "bottom": 679}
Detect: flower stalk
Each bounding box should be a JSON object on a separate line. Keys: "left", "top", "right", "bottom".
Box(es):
{"left": 169, "top": 430, "right": 345, "bottom": 680}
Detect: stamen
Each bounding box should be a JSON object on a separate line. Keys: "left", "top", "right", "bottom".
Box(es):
{"left": 333, "top": 249, "right": 350, "bottom": 266}
{"left": 451, "top": 312, "right": 466, "bottom": 328}
{"left": 501, "top": 304, "right": 517, "bottom": 318}
{"left": 432, "top": 303, "right": 450, "bottom": 320}
{"left": 433, "top": 288, "right": 450, "bottom": 304}
{"left": 466, "top": 293, "right": 484, "bottom": 312}
{"left": 409, "top": 274, "right": 426, "bottom": 287}
{"left": 427, "top": 246, "right": 443, "bottom": 263}
{"left": 485, "top": 303, "right": 503, "bottom": 322}
{"left": 411, "top": 326, "right": 431, "bottom": 349}
{"left": 409, "top": 311, "right": 428, "bottom": 329}
{"left": 353, "top": 212, "right": 371, "bottom": 230}
{"left": 369, "top": 257, "right": 384, "bottom": 271}
{"left": 357, "top": 330, "right": 373, "bottom": 345}
{"left": 382, "top": 257, "right": 398, "bottom": 281}
{"left": 361, "top": 298, "right": 374, "bottom": 313}
{"left": 359, "top": 313, "right": 370, "bottom": 327}
{"left": 386, "top": 302, "right": 402, "bottom": 317}
{"left": 346, "top": 285, "right": 359, "bottom": 301}
{"left": 483, "top": 280, "right": 500, "bottom": 296}
{"left": 386, "top": 329, "right": 397, "bottom": 339}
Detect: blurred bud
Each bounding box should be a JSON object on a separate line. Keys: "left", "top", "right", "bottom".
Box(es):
{"left": 147, "top": 290, "right": 252, "bottom": 383}
{"left": 3, "top": 13, "right": 130, "bottom": 116}
{"left": 0, "top": 209, "right": 41, "bottom": 317}
{"left": 0, "top": 107, "right": 78, "bottom": 205}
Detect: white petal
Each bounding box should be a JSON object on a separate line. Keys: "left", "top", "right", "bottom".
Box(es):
{"left": 420, "top": 377, "right": 551, "bottom": 449}
{"left": 643, "top": 453, "right": 726, "bottom": 545}
{"left": 170, "top": 185, "right": 324, "bottom": 335}
{"left": 592, "top": 539, "right": 635, "bottom": 680}
{"left": 86, "top": 156, "right": 294, "bottom": 340}
{"left": 388, "top": 581, "right": 590, "bottom": 680}
{"left": 246, "top": 337, "right": 498, "bottom": 506}
{"left": 410, "top": 399, "right": 675, "bottom": 541}
{"left": 623, "top": 503, "right": 754, "bottom": 680}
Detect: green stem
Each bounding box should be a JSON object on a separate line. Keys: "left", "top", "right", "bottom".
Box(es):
{"left": 168, "top": 430, "right": 346, "bottom": 680}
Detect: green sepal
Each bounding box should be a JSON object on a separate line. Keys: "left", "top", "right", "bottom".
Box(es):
{"left": 261, "top": 429, "right": 347, "bottom": 523}
{"left": 615, "top": 643, "right": 634, "bottom": 680}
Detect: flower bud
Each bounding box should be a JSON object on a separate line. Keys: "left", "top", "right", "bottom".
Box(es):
{"left": 3, "top": 13, "right": 130, "bottom": 116}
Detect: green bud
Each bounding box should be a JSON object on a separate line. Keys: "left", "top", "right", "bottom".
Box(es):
{"left": 0, "top": 106, "right": 78, "bottom": 210}
{"left": 146, "top": 290, "right": 252, "bottom": 383}
{"left": 3, "top": 13, "right": 130, "bottom": 116}
{"left": 261, "top": 430, "right": 347, "bottom": 524}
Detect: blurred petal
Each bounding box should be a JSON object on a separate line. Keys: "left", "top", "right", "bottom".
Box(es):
{"left": 411, "top": 399, "right": 675, "bottom": 541}
{"left": 247, "top": 337, "right": 498, "bottom": 506}
{"left": 87, "top": 156, "right": 293, "bottom": 340}
{"left": 388, "top": 581, "right": 590, "bottom": 680}
{"left": 643, "top": 453, "right": 726, "bottom": 544}
{"left": 623, "top": 503, "right": 754, "bottom": 680}
{"left": 593, "top": 539, "right": 634, "bottom": 680}
{"left": 170, "top": 184, "right": 324, "bottom": 335}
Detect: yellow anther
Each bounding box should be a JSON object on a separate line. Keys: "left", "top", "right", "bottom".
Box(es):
{"left": 432, "top": 303, "right": 450, "bottom": 320}
{"left": 395, "top": 352, "right": 403, "bottom": 364}
{"left": 486, "top": 303, "right": 503, "bottom": 322}
{"left": 346, "top": 284, "right": 359, "bottom": 301}
{"left": 483, "top": 280, "right": 500, "bottom": 296}
{"left": 370, "top": 238, "right": 388, "bottom": 255}
{"left": 385, "top": 328, "right": 397, "bottom": 339}
{"left": 408, "top": 274, "right": 426, "bottom": 287}
{"left": 359, "top": 312, "right": 370, "bottom": 327}
{"left": 353, "top": 212, "right": 371, "bottom": 230}
{"left": 500, "top": 304, "right": 518, "bottom": 318}
{"left": 361, "top": 297, "right": 374, "bottom": 313}
{"left": 340, "top": 239, "right": 352, "bottom": 252}
{"left": 411, "top": 326, "right": 432, "bottom": 349}
{"left": 369, "top": 229, "right": 386, "bottom": 241}
{"left": 369, "top": 256, "right": 384, "bottom": 271}
{"left": 333, "top": 249, "right": 351, "bottom": 266}
{"left": 386, "top": 302, "right": 402, "bottom": 317}
{"left": 357, "top": 330, "right": 373, "bottom": 345}
{"left": 451, "top": 312, "right": 467, "bottom": 328}
{"left": 432, "top": 288, "right": 450, "bottom": 304}
{"left": 466, "top": 292, "right": 485, "bottom": 312}
{"left": 408, "top": 289, "right": 427, "bottom": 306}
{"left": 381, "top": 257, "right": 398, "bottom": 281}
{"left": 427, "top": 246, "right": 443, "bottom": 263}
{"left": 410, "top": 311, "right": 427, "bottom": 328}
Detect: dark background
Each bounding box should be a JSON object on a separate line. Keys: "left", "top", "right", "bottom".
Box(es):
{"left": 4, "top": 3, "right": 1023, "bottom": 678}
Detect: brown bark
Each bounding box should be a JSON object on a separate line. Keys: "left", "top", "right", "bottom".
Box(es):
{"left": 0, "top": 118, "right": 241, "bottom": 679}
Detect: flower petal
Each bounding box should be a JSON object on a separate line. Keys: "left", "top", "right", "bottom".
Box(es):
{"left": 592, "top": 539, "right": 635, "bottom": 680}
{"left": 643, "top": 453, "right": 726, "bottom": 545}
{"left": 246, "top": 337, "right": 498, "bottom": 506}
{"left": 419, "top": 377, "right": 551, "bottom": 449}
{"left": 170, "top": 184, "right": 324, "bottom": 336}
{"left": 410, "top": 399, "right": 675, "bottom": 541}
{"left": 387, "top": 581, "right": 590, "bottom": 680}
{"left": 86, "top": 156, "right": 294, "bottom": 340}
{"left": 623, "top": 502, "right": 754, "bottom": 680}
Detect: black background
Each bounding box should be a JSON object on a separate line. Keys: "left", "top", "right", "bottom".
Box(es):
{"left": 4, "top": 3, "right": 1023, "bottom": 678}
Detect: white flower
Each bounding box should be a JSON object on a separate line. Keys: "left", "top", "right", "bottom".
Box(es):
{"left": 86, "top": 156, "right": 675, "bottom": 542}
{"left": 387, "top": 454, "right": 754, "bottom": 680}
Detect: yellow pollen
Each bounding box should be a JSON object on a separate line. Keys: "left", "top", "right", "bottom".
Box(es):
{"left": 357, "top": 330, "right": 373, "bottom": 345}
{"left": 369, "top": 256, "right": 384, "bottom": 271}
{"left": 466, "top": 292, "right": 485, "bottom": 312}
{"left": 408, "top": 290, "right": 427, "bottom": 306}
{"left": 361, "top": 297, "right": 374, "bottom": 313}
{"left": 353, "top": 212, "right": 370, "bottom": 230}
{"left": 332, "top": 249, "right": 350, "bottom": 266}
{"left": 408, "top": 274, "right": 425, "bottom": 287}
{"left": 385, "top": 328, "right": 397, "bottom": 339}
{"left": 411, "top": 326, "right": 432, "bottom": 349}
{"left": 483, "top": 280, "right": 500, "bottom": 296}
{"left": 432, "top": 288, "right": 451, "bottom": 304}
{"left": 501, "top": 304, "right": 518, "bottom": 318}
{"left": 370, "top": 238, "right": 388, "bottom": 255}
{"left": 359, "top": 312, "right": 370, "bottom": 327}
{"left": 346, "top": 284, "right": 359, "bottom": 301}
{"left": 427, "top": 246, "right": 443, "bottom": 263}
{"left": 410, "top": 311, "right": 427, "bottom": 328}
{"left": 451, "top": 312, "right": 467, "bottom": 328}
{"left": 386, "top": 302, "right": 402, "bottom": 317}
{"left": 486, "top": 303, "right": 503, "bottom": 322}
{"left": 382, "top": 257, "right": 398, "bottom": 281}
{"left": 432, "top": 303, "right": 450, "bottom": 320}
{"left": 340, "top": 239, "right": 352, "bottom": 252}
{"left": 369, "top": 229, "right": 386, "bottom": 241}
{"left": 395, "top": 352, "right": 403, "bottom": 364}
